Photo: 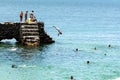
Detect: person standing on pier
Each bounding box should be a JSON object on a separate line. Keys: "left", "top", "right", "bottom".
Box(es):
{"left": 30, "top": 10, "right": 37, "bottom": 22}
{"left": 25, "top": 11, "right": 28, "bottom": 22}
{"left": 30, "top": 10, "right": 34, "bottom": 19}
{"left": 20, "top": 11, "right": 23, "bottom": 22}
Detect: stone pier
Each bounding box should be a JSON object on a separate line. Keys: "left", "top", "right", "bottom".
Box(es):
{"left": 0, "top": 22, "right": 55, "bottom": 46}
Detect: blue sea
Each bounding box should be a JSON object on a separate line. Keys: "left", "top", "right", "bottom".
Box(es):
{"left": 0, "top": 0, "right": 120, "bottom": 80}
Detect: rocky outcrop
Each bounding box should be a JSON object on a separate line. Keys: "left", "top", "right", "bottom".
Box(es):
{"left": 0, "top": 22, "right": 54, "bottom": 45}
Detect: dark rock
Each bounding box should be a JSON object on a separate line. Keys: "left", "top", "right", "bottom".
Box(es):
{"left": 0, "top": 22, "right": 54, "bottom": 46}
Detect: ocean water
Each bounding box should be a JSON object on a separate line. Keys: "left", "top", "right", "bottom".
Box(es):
{"left": 0, "top": 0, "right": 120, "bottom": 80}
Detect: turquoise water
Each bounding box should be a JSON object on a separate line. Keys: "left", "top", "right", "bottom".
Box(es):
{"left": 0, "top": 0, "right": 120, "bottom": 80}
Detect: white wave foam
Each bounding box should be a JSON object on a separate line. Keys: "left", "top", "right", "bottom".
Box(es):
{"left": 113, "top": 77, "right": 120, "bottom": 80}
{"left": 18, "top": 64, "right": 37, "bottom": 68}
{"left": 10, "top": 47, "right": 17, "bottom": 51}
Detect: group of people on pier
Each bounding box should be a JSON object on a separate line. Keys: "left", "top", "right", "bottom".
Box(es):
{"left": 20, "top": 10, "right": 37, "bottom": 23}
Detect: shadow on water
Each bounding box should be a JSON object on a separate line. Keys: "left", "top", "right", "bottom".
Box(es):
{"left": 0, "top": 41, "right": 53, "bottom": 64}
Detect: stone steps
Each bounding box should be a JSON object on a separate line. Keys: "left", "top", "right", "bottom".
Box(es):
{"left": 0, "top": 22, "right": 55, "bottom": 46}
{"left": 20, "top": 24, "right": 40, "bottom": 46}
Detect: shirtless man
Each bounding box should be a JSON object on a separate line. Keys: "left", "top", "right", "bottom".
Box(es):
{"left": 20, "top": 11, "right": 23, "bottom": 22}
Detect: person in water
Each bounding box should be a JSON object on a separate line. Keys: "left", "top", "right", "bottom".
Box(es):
{"left": 87, "top": 61, "right": 90, "bottom": 64}
{"left": 11, "top": 64, "right": 17, "bottom": 68}
{"left": 70, "top": 76, "right": 75, "bottom": 80}
{"left": 94, "top": 47, "right": 97, "bottom": 50}
{"left": 108, "top": 44, "right": 111, "bottom": 48}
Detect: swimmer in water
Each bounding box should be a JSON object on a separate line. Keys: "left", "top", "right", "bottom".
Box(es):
{"left": 108, "top": 44, "right": 111, "bottom": 48}
{"left": 94, "top": 47, "right": 97, "bottom": 50}
{"left": 70, "top": 76, "right": 75, "bottom": 80}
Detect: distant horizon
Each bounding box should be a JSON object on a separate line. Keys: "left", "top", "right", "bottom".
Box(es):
{"left": 2, "top": 0, "right": 120, "bottom": 6}
{"left": 14, "top": 0, "right": 120, "bottom": 4}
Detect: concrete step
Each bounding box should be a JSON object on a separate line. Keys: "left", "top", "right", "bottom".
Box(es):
{"left": 25, "top": 39, "right": 39, "bottom": 42}
{"left": 21, "top": 25, "right": 38, "bottom": 29}
{"left": 22, "top": 31, "right": 39, "bottom": 34}
{"left": 21, "top": 33, "right": 39, "bottom": 36}
{"left": 22, "top": 34, "right": 39, "bottom": 36}
{"left": 20, "top": 24, "right": 41, "bottom": 46}
{"left": 23, "top": 36, "right": 39, "bottom": 39}
{"left": 21, "top": 29, "right": 39, "bottom": 32}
